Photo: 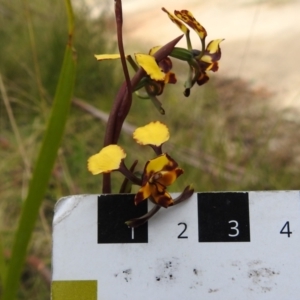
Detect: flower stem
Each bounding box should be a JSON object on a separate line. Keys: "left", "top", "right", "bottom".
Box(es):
{"left": 118, "top": 160, "right": 142, "bottom": 186}
{"left": 119, "top": 160, "right": 139, "bottom": 193}
{"left": 115, "top": 0, "right": 132, "bottom": 119}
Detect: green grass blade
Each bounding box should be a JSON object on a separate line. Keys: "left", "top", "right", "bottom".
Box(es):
{"left": 2, "top": 3, "right": 76, "bottom": 298}
{"left": 3, "top": 45, "right": 76, "bottom": 300}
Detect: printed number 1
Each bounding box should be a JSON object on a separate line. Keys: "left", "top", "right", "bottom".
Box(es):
{"left": 228, "top": 220, "right": 239, "bottom": 237}
{"left": 280, "top": 221, "right": 292, "bottom": 237}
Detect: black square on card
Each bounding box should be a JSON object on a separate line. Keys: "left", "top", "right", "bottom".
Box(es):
{"left": 198, "top": 192, "right": 250, "bottom": 242}
{"left": 98, "top": 194, "right": 148, "bottom": 244}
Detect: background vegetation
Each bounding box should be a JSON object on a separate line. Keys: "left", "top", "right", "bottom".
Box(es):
{"left": 0, "top": 0, "right": 299, "bottom": 298}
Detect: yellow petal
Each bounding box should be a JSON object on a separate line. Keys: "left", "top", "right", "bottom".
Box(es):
{"left": 201, "top": 55, "right": 213, "bottom": 64}
{"left": 145, "top": 153, "right": 177, "bottom": 175}
{"left": 200, "top": 39, "right": 223, "bottom": 69}
{"left": 201, "top": 39, "right": 223, "bottom": 63}
{"left": 162, "top": 7, "right": 189, "bottom": 35}
{"left": 174, "top": 10, "right": 207, "bottom": 40}
{"left": 87, "top": 145, "right": 126, "bottom": 175}
{"left": 94, "top": 54, "right": 121, "bottom": 60}
{"left": 205, "top": 39, "right": 223, "bottom": 53}
{"left": 133, "top": 121, "right": 169, "bottom": 146}
{"left": 135, "top": 53, "right": 165, "bottom": 81}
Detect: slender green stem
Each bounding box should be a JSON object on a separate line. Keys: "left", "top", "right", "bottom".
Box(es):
{"left": 148, "top": 94, "right": 165, "bottom": 115}
{"left": 186, "top": 31, "right": 192, "bottom": 50}
{"left": 199, "top": 37, "right": 206, "bottom": 58}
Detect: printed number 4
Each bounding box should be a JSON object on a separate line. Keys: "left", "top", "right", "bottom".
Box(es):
{"left": 228, "top": 220, "right": 239, "bottom": 237}
{"left": 280, "top": 221, "right": 292, "bottom": 238}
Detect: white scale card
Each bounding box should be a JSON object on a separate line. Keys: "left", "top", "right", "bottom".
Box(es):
{"left": 51, "top": 191, "right": 300, "bottom": 300}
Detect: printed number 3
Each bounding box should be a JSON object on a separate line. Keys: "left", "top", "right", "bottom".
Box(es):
{"left": 228, "top": 220, "right": 239, "bottom": 237}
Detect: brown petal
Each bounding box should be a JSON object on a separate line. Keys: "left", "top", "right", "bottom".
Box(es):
{"left": 151, "top": 191, "right": 174, "bottom": 208}
{"left": 158, "top": 57, "right": 173, "bottom": 73}
{"left": 134, "top": 183, "right": 151, "bottom": 205}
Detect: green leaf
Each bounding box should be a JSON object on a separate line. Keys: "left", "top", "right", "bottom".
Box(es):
{"left": 2, "top": 1, "right": 76, "bottom": 298}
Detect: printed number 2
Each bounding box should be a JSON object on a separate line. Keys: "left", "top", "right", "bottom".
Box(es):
{"left": 177, "top": 222, "right": 188, "bottom": 239}
{"left": 280, "top": 221, "right": 292, "bottom": 237}
{"left": 228, "top": 220, "right": 239, "bottom": 237}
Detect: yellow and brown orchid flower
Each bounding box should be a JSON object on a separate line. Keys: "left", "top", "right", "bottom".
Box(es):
{"left": 162, "top": 8, "right": 224, "bottom": 96}
{"left": 134, "top": 153, "right": 183, "bottom": 208}
{"left": 95, "top": 49, "right": 177, "bottom": 114}
{"left": 133, "top": 48, "right": 177, "bottom": 113}
{"left": 132, "top": 121, "right": 193, "bottom": 213}
{"left": 144, "top": 46, "right": 177, "bottom": 95}
{"left": 95, "top": 50, "right": 176, "bottom": 91}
